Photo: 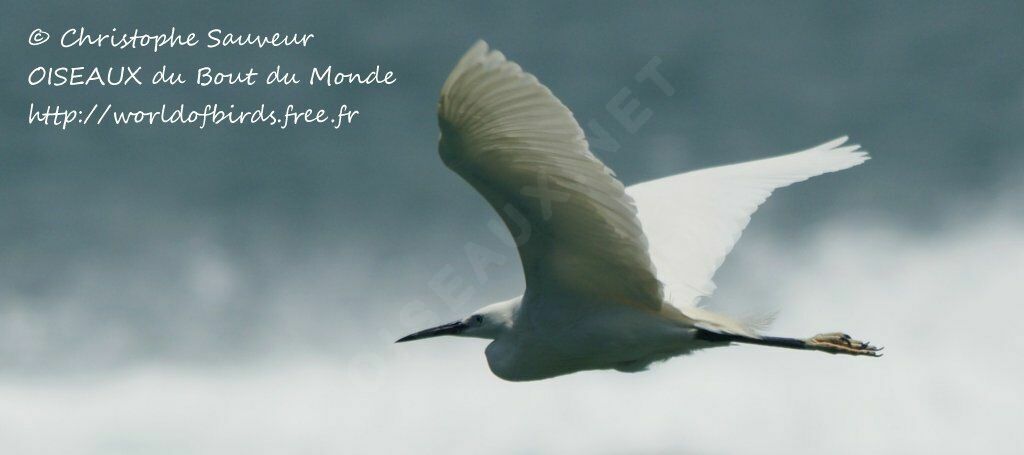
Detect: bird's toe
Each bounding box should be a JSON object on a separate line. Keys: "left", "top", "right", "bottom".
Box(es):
{"left": 806, "top": 332, "right": 883, "bottom": 357}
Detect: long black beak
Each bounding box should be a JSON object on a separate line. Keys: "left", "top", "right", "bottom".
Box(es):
{"left": 395, "top": 320, "right": 467, "bottom": 343}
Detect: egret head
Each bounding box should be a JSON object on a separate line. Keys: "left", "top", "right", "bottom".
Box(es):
{"left": 395, "top": 299, "right": 516, "bottom": 343}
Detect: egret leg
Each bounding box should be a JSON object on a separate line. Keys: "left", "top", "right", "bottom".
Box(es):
{"left": 695, "top": 329, "right": 882, "bottom": 357}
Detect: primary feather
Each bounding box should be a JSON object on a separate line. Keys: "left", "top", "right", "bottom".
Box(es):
{"left": 627, "top": 138, "right": 869, "bottom": 335}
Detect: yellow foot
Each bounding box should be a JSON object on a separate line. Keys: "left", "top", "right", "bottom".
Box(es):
{"left": 805, "top": 332, "right": 883, "bottom": 357}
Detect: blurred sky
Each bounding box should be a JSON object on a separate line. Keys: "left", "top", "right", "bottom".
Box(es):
{"left": 1, "top": 1, "right": 1023, "bottom": 453}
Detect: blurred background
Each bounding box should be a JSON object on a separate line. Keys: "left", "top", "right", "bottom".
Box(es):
{"left": 1, "top": 0, "right": 1022, "bottom": 453}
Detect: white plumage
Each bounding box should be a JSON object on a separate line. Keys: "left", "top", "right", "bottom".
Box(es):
{"left": 398, "top": 40, "right": 881, "bottom": 381}
{"left": 438, "top": 40, "right": 662, "bottom": 310}
{"left": 629, "top": 137, "right": 869, "bottom": 335}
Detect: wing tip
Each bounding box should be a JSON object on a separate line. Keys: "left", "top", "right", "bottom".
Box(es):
{"left": 462, "top": 39, "right": 491, "bottom": 65}
{"left": 820, "top": 135, "right": 871, "bottom": 169}
{"left": 469, "top": 39, "right": 489, "bottom": 53}
{"left": 440, "top": 39, "right": 496, "bottom": 98}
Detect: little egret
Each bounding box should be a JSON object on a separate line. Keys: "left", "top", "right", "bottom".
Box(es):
{"left": 398, "top": 41, "right": 881, "bottom": 381}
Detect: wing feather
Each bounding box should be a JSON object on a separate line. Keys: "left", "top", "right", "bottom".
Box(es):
{"left": 438, "top": 41, "right": 663, "bottom": 309}
{"left": 627, "top": 137, "right": 869, "bottom": 310}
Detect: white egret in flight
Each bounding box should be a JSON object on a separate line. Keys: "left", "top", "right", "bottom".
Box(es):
{"left": 398, "top": 41, "right": 881, "bottom": 381}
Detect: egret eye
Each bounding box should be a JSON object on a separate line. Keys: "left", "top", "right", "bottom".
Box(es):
{"left": 472, "top": 315, "right": 484, "bottom": 324}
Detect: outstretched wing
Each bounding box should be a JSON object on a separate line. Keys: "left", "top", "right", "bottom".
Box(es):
{"left": 438, "top": 41, "right": 663, "bottom": 309}
{"left": 627, "top": 137, "right": 869, "bottom": 310}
